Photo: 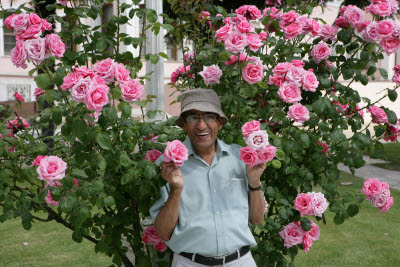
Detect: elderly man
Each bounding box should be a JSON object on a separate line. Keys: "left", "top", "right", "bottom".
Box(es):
{"left": 150, "top": 88, "right": 266, "bottom": 266}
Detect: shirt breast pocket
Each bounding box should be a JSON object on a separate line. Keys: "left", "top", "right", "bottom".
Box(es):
{"left": 229, "top": 177, "right": 248, "bottom": 209}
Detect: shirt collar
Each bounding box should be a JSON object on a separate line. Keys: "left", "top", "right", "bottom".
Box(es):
{"left": 183, "top": 137, "right": 229, "bottom": 157}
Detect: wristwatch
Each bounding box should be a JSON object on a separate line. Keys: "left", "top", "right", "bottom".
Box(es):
{"left": 248, "top": 183, "right": 262, "bottom": 192}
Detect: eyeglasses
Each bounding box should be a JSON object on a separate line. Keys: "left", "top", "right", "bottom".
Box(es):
{"left": 184, "top": 113, "right": 219, "bottom": 124}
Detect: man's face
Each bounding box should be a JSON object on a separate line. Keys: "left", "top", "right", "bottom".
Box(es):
{"left": 181, "top": 110, "right": 223, "bottom": 152}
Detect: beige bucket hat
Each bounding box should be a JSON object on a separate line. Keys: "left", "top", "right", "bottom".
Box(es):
{"left": 175, "top": 88, "right": 228, "bottom": 127}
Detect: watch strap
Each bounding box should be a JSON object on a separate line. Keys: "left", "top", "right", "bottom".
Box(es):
{"left": 248, "top": 184, "right": 262, "bottom": 192}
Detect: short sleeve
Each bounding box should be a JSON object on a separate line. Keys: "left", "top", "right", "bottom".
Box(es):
{"left": 149, "top": 184, "right": 170, "bottom": 223}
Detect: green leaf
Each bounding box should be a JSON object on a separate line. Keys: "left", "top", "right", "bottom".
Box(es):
{"left": 337, "top": 30, "right": 352, "bottom": 44}
{"left": 299, "top": 133, "right": 310, "bottom": 148}
{"left": 347, "top": 204, "right": 359, "bottom": 217}
{"left": 334, "top": 212, "right": 345, "bottom": 225}
{"left": 272, "top": 160, "right": 281, "bottom": 169}
{"left": 120, "top": 152, "right": 132, "bottom": 167}
{"left": 387, "top": 110, "right": 398, "bottom": 124}
{"left": 96, "top": 39, "right": 108, "bottom": 51}
{"left": 146, "top": 9, "right": 158, "bottom": 23}
{"left": 72, "top": 229, "right": 83, "bottom": 243}
{"left": 388, "top": 90, "right": 397, "bottom": 102}
{"left": 278, "top": 208, "right": 288, "bottom": 219}
{"left": 96, "top": 133, "right": 112, "bottom": 150}
{"left": 144, "top": 164, "right": 157, "bottom": 179}
{"left": 71, "top": 168, "right": 88, "bottom": 178}
{"left": 149, "top": 54, "right": 159, "bottom": 64}
{"left": 300, "top": 218, "right": 311, "bottom": 231}
{"left": 266, "top": 186, "right": 275, "bottom": 198}
{"left": 275, "top": 149, "right": 285, "bottom": 160}
{"left": 379, "top": 68, "right": 388, "bottom": 79}
{"left": 35, "top": 73, "right": 52, "bottom": 90}
{"left": 342, "top": 68, "right": 354, "bottom": 80}
{"left": 158, "top": 52, "right": 168, "bottom": 59}
{"left": 161, "top": 24, "right": 174, "bottom": 31}
{"left": 72, "top": 119, "right": 87, "bottom": 138}
{"left": 104, "top": 196, "right": 115, "bottom": 206}
{"left": 367, "top": 66, "right": 377, "bottom": 76}
{"left": 60, "top": 194, "right": 76, "bottom": 213}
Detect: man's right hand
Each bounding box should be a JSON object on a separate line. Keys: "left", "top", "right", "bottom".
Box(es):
{"left": 161, "top": 161, "right": 184, "bottom": 190}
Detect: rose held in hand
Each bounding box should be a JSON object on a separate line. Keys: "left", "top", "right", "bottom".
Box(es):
{"left": 163, "top": 140, "right": 188, "bottom": 166}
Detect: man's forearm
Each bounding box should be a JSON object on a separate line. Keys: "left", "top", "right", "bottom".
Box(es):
{"left": 154, "top": 187, "right": 182, "bottom": 241}
{"left": 248, "top": 190, "right": 265, "bottom": 226}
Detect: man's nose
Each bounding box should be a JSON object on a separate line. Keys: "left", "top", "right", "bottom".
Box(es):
{"left": 196, "top": 117, "right": 207, "bottom": 129}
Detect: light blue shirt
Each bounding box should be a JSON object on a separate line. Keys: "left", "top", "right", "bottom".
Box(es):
{"left": 150, "top": 137, "right": 257, "bottom": 257}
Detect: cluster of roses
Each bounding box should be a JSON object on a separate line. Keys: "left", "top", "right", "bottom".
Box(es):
{"left": 367, "top": 105, "right": 400, "bottom": 142}
{"left": 334, "top": 5, "right": 400, "bottom": 56}
{"left": 269, "top": 60, "right": 319, "bottom": 124}
{"left": 61, "top": 58, "right": 143, "bottom": 112}
{"left": 365, "top": 0, "right": 399, "bottom": 17}
{"left": 1, "top": 117, "right": 30, "bottom": 152}
{"left": 5, "top": 12, "right": 65, "bottom": 69}
{"left": 279, "top": 220, "right": 320, "bottom": 253}
{"left": 294, "top": 192, "right": 329, "bottom": 218}
{"left": 33, "top": 155, "right": 78, "bottom": 206}
{"left": 141, "top": 226, "right": 167, "bottom": 252}
{"left": 170, "top": 64, "right": 191, "bottom": 84}
{"left": 239, "top": 120, "right": 277, "bottom": 167}
{"left": 332, "top": 100, "right": 364, "bottom": 118}
{"left": 361, "top": 178, "right": 393, "bottom": 212}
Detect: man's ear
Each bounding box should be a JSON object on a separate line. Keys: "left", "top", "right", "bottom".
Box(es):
{"left": 218, "top": 118, "right": 223, "bottom": 130}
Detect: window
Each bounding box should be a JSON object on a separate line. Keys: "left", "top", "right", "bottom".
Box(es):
{"left": 3, "top": 12, "right": 16, "bottom": 55}
{"left": 165, "top": 32, "right": 178, "bottom": 61}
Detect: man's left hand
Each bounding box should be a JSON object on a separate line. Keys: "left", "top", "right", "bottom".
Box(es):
{"left": 246, "top": 163, "right": 266, "bottom": 188}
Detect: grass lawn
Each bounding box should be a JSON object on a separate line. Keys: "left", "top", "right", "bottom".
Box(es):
{"left": 0, "top": 172, "right": 399, "bottom": 266}
{"left": 294, "top": 172, "right": 400, "bottom": 267}
{"left": 372, "top": 142, "right": 400, "bottom": 171}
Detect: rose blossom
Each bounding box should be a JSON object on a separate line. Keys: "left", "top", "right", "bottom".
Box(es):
{"left": 311, "top": 43, "right": 331, "bottom": 63}
{"left": 11, "top": 40, "right": 28, "bottom": 69}
{"left": 366, "top": 3, "right": 392, "bottom": 17}
{"left": 34, "top": 87, "right": 45, "bottom": 100}
{"left": 184, "top": 51, "right": 196, "bottom": 62}
{"left": 302, "top": 233, "right": 313, "bottom": 253}
{"left": 259, "top": 31, "right": 267, "bottom": 41}
{"left": 294, "top": 193, "right": 314, "bottom": 216}
{"left": 224, "top": 31, "right": 248, "bottom": 53}
{"left": 61, "top": 73, "right": 82, "bottom": 91}
{"left": 273, "top": 62, "right": 294, "bottom": 76}
{"left": 45, "top": 34, "right": 65, "bottom": 58}
{"left": 235, "top": 21, "right": 252, "bottom": 33}
{"left": 120, "top": 79, "right": 144, "bottom": 102}
{"left": 302, "top": 70, "right": 319, "bottom": 92}
{"left": 380, "top": 37, "right": 400, "bottom": 56}
{"left": 291, "top": 60, "right": 304, "bottom": 68}
{"left": 268, "top": 74, "right": 284, "bottom": 87}
{"left": 361, "top": 178, "right": 384, "bottom": 200}
{"left": 257, "top": 145, "right": 277, "bottom": 163}
{"left": 17, "top": 24, "right": 43, "bottom": 41}
{"left": 32, "top": 155, "right": 45, "bottom": 166}
{"left": 317, "top": 141, "right": 330, "bottom": 157}
{"left": 310, "top": 192, "right": 328, "bottom": 217}
{"left": 113, "top": 63, "right": 130, "bottom": 83}
{"left": 285, "top": 67, "right": 305, "bottom": 85}
{"left": 145, "top": 149, "right": 163, "bottom": 163}
{"left": 319, "top": 24, "right": 338, "bottom": 41}
{"left": 380, "top": 196, "right": 393, "bottom": 212}
{"left": 377, "top": 20, "right": 395, "bottom": 38}
{"left": 368, "top": 105, "right": 388, "bottom": 124}
{"left": 308, "top": 221, "right": 320, "bottom": 241}
{"left": 279, "top": 222, "right": 304, "bottom": 248}
{"left": 6, "top": 117, "right": 30, "bottom": 131}
{"left": 363, "top": 22, "right": 381, "bottom": 42}
{"left": 335, "top": 16, "right": 349, "bottom": 28}
{"left": 93, "top": 58, "right": 115, "bottom": 82}
{"left": 264, "top": 200, "right": 269, "bottom": 213}
{"left": 246, "top": 33, "right": 263, "bottom": 52}
{"left": 163, "top": 140, "right": 188, "bottom": 166}
{"left": 308, "top": 19, "right": 321, "bottom": 37}
{"left": 242, "top": 62, "right": 264, "bottom": 84}
{"left": 199, "top": 65, "right": 222, "bottom": 86}
{"left": 245, "top": 130, "right": 269, "bottom": 151}
{"left": 14, "top": 93, "right": 24, "bottom": 102}
{"left": 154, "top": 241, "right": 168, "bottom": 252}
{"left": 84, "top": 111, "right": 100, "bottom": 126}
{"left": 9, "top": 13, "right": 29, "bottom": 35}
{"left": 70, "top": 77, "right": 91, "bottom": 103}
{"left": 343, "top": 5, "right": 365, "bottom": 28}
{"left": 142, "top": 226, "right": 162, "bottom": 246}
{"left": 241, "top": 120, "right": 260, "bottom": 137}
{"left": 239, "top": 147, "right": 259, "bottom": 167}
{"left": 278, "top": 82, "right": 302, "bottom": 103}
{"left": 287, "top": 103, "right": 310, "bottom": 124}
{"left": 36, "top": 156, "right": 67, "bottom": 182}
{"left": 370, "top": 186, "right": 390, "bottom": 208}
{"left": 283, "top": 22, "right": 303, "bottom": 40}
{"left": 215, "top": 24, "right": 232, "bottom": 42}
{"left": 25, "top": 37, "right": 47, "bottom": 64}
{"left": 45, "top": 181, "right": 62, "bottom": 206}
{"left": 84, "top": 76, "right": 110, "bottom": 111}
{"left": 74, "top": 67, "right": 95, "bottom": 78}
{"left": 280, "top": 10, "right": 299, "bottom": 27}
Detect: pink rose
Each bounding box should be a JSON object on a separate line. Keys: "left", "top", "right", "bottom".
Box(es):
{"left": 74, "top": 67, "right": 95, "bottom": 78}
{"left": 302, "top": 233, "right": 313, "bottom": 253}
{"left": 236, "top": 21, "right": 252, "bottom": 33}
{"left": 335, "top": 16, "right": 349, "bottom": 28}
{"left": 279, "top": 222, "right": 304, "bottom": 248}
{"left": 296, "top": 16, "right": 309, "bottom": 32}
{"left": 377, "top": 20, "right": 395, "bottom": 38}
{"left": 319, "top": 24, "right": 338, "bottom": 41}
{"left": 241, "top": 120, "right": 260, "bottom": 137}
{"left": 368, "top": 3, "right": 392, "bottom": 17}
{"left": 363, "top": 22, "right": 381, "bottom": 42}
{"left": 368, "top": 105, "right": 388, "bottom": 124}
{"left": 380, "top": 37, "right": 400, "bottom": 56}
{"left": 224, "top": 31, "right": 248, "bottom": 53}
{"left": 268, "top": 74, "right": 285, "bottom": 87}
{"left": 310, "top": 192, "right": 328, "bottom": 217}
{"left": 317, "top": 141, "right": 330, "bottom": 157}
{"left": 4, "top": 14, "right": 16, "bottom": 30}
{"left": 302, "top": 70, "right": 319, "bottom": 92}
{"left": 93, "top": 58, "right": 115, "bottom": 83}
{"left": 154, "top": 241, "right": 168, "bottom": 252}
{"left": 283, "top": 22, "right": 303, "bottom": 40}
{"left": 17, "top": 24, "right": 43, "bottom": 41}
{"left": 370, "top": 187, "right": 390, "bottom": 208}
{"left": 263, "top": 7, "right": 282, "bottom": 20}
{"left": 61, "top": 73, "right": 82, "bottom": 91}
{"left": 60, "top": 0, "right": 68, "bottom": 5}
{"left": 362, "top": 178, "right": 384, "bottom": 200}
{"left": 113, "top": 63, "right": 130, "bottom": 83}
{"left": 199, "top": 65, "right": 222, "bottom": 86}
{"left": 11, "top": 40, "right": 28, "bottom": 69}
{"left": 280, "top": 10, "right": 299, "bottom": 27}
{"left": 257, "top": 145, "right": 277, "bottom": 163}
{"left": 44, "top": 181, "right": 62, "bottom": 206}
{"left": 9, "top": 13, "right": 29, "bottom": 35}
{"left": 392, "top": 71, "right": 400, "bottom": 84}
{"left": 380, "top": 196, "right": 393, "bottom": 212}
{"left": 239, "top": 147, "right": 259, "bottom": 167}
{"left": 170, "top": 71, "right": 178, "bottom": 84}
{"left": 163, "top": 140, "right": 188, "bottom": 166}
{"left": 184, "top": 51, "right": 196, "bottom": 62}
{"left": 14, "top": 93, "right": 24, "bottom": 102}
{"left": 291, "top": 60, "right": 304, "bottom": 67}
{"left": 6, "top": 117, "right": 30, "bottom": 132}
{"left": 215, "top": 24, "right": 232, "bottom": 42}
{"left": 70, "top": 77, "right": 91, "bottom": 103}
{"left": 142, "top": 226, "right": 162, "bottom": 246}
{"left": 28, "top": 13, "right": 42, "bottom": 26}
{"left": 287, "top": 103, "right": 310, "bottom": 124}
{"left": 278, "top": 82, "right": 302, "bottom": 103}
{"left": 333, "top": 101, "right": 349, "bottom": 114}
{"left": 84, "top": 111, "right": 100, "bottom": 127}
{"left": 308, "top": 19, "right": 321, "bottom": 37}
{"left": 294, "top": 193, "right": 314, "bottom": 216}
{"left": 343, "top": 5, "right": 365, "bottom": 28}
{"left": 34, "top": 87, "right": 45, "bottom": 100}
{"left": 242, "top": 62, "right": 264, "bottom": 84}
{"left": 84, "top": 76, "right": 110, "bottom": 111}
{"left": 145, "top": 149, "right": 163, "bottom": 163}
{"left": 246, "top": 33, "right": 263, "bottom": 52}
{"left": 36, "top": 156, "right": 67, "bottom": 182}
{"left": 45, "top": 34, "right": 65, "bottom": 58}
{"left": 308, "top": 221, "right": 320, "bottom": 241}
{"left": 25, "top": 37, "right": 47, "bottom": 64}
{"left": 286, "top": 67, "right": 305, "bottom": 85}
{"left": 264, "top": 200, "right": 269, "bottom": 213}
{"left": 32, "top": 155, "right": 45, "bottom": 166}
{"left": 120, "top": 79, "right": 144, "bottom": 102}
{"left": 273, "top": 62, "right": 294, "bottom": 76}
{"left": 311, "top": 43, "right": 331, "bottom": 63}
{"left": 247, "top": 5, "right": 263, "bottom": 20}
{"left": 245, "top": 130, "right": 269, "bottom": 151}
{"left": 259, "top": 31, "right": 267, "bottom": 41}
